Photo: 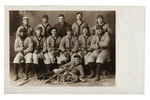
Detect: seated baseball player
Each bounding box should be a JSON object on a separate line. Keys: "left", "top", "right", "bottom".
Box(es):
{"left": 45, "top": 54, "right": 85, "bottom": 83}
{"left": 78, "top": 26, "right": 95, "bottom": 59}
{"left": 32, "top": 26, "right": 47, "bottom": 78}
{"left": 44, "top": 27, "right": 62, "bottom": 72}
{"left": 77, "top": 26, "right": 94, "bottom": 75}
{"left": 86, "top": 25, "right": 111, "bottom": 81}
{"left": 13, "top": 28, "right": 33, "bottom": 81}
{"left": 58, "top": 28, "right": 79, "bottom": 65}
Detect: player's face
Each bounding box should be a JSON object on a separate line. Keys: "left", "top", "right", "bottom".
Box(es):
{"left": 36, "top": 29, "right": 41, "bottom": 37}
{"left": 20, "top": 32, "right": 26, "bottom": 38}
{"left": 96, "top": 29, "right": 103, "bottom": 35}
{"left": 67, "top": 31, "right": 72, "bottom": 37}
{"left": 28, "top": 28, "right": 33, "bottom": 36}
{"left": 91, "top": 30, "right": 95, "bottom": 35}
{"left": 59, "top": 16, "right": 65, "bottom": 23}
{"left": 22, "top": 19, "right": 29, "bottom": 26}
{"left": 51, "top": 29, "right": 57, "bottom": 37}
{"left": 83, "top": 28, "right": 88, "bottom": 36}
{"left": 42, "top": 17, "right": 48, "bottom": 23}
{"left": 74, "top": 59, "right": 80, "bottom": 65}
{"left": 97, "top": 17, "right": 103, "bottom": 24}
{"left": 76, "top": 14, "right": 82, "bottom": 20}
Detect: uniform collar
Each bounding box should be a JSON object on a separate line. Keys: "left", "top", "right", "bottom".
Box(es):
{"left": 59, "top": 21, "right": 66, "bottom": 25}
{"left": 76, "top": 20, "right": 83, "bottom": 25}
{"left": 97, "top": 22, "right": 105, "bottom": 26}
{"left": 52, "top": 35, "right": 57, "bottom": 39}
{"left": 42, "top": 22, "right": 49, "bottom": 27}
{"left": 35, "top": 35, "right": 42, "bottom": 41}
{"left": 67, "top": 35, "right": 72, "bottom": 40}
{"left": 20, "top": 36, "right": 26, "bottom": 41}
{"left": 83, "top": 34, "right": 88, "bottom": 39}
{"left": 97, "top": 32, "right": 105, "bottom": 38}
{"left": 22, "top": 24, "right": 29, "bottom": 29}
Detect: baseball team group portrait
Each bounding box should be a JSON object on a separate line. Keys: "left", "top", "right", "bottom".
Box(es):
{"left": 9, "top": 10, "right": 116, "bottom": 86}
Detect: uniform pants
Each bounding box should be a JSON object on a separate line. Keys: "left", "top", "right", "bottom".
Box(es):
{"left": 13, "top": 52, "right": 33, "bottom": 63}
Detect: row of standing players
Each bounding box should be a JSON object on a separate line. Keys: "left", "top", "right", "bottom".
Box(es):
{"left": 13, "top": 12, "right": 112, "bottom": 82}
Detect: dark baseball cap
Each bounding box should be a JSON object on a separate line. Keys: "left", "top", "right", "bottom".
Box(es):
{"left": 97, "top": 14, "right": 104, "bottom": 19}
{"left": 42, "top": 15, "right": 49, "bottom": 19}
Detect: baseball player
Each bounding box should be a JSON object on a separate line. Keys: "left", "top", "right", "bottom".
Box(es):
{"left": 58, "top": 28, "right": 79, "bottom": 65}
{"left": 72, "top": 12, "right": 89, "bottom": 36}
{"left": 36, "top": 15, "right": 52, "bottom": 37}
{"left": 32, "top": 26, "right": 47, "bottom": 78}
{"left": 87, "top": 25, "right": 111, "bottom": 81}
{"left": 13, "top": 27, "right": 33, "bottom": 80}
{"left": 44, "top": 27, "right": 62, "bottom": 72}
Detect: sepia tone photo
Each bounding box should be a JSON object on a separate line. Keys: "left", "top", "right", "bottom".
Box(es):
{"left": 9, "top": 10, "right": 115, "bottom": 87}
{"left": 5, "top": 6, "right": 145, "bottom": 94}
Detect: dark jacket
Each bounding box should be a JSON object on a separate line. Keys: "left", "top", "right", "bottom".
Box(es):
{"left": 53, "top": 22, "right": 71, "bottom": 37}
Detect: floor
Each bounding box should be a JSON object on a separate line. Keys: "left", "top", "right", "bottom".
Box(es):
{"left": 9, "top": 72, "right": 115, "bottom": 87}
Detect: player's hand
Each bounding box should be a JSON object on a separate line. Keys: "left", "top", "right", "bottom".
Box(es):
{"left": 70, "top": 52, "right": 74, "bottom": 56}
{"left": 88, "top": 47, "right": 94, "bottom": 52}
{"left": 20, "top": 50, "right": 24, "bottom": 55}
{"left": 51, "top": 50, "right": 55, "bottom": 55}
{"left": 20, "top": 46, "right": 24, "bottom": 51}
{"left": 41, "top": 52, "right": 44, "bottom": 58}
{"left": 34, "top": 50, "right": 38, "bottom": 54}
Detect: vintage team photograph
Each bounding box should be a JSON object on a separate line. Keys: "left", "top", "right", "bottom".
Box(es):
{"left": 8, "top": 9, "right": 115, "bottom": 87}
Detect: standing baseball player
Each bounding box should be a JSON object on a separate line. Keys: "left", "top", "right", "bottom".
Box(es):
{"left": 91, "top": 14, "right": 112, "bottom": 34}
{"left": 36, "top": 15, "right": 52, "bottom": 38}
{"left": 72, "top": 12, "right": 89, "bottom": 36}
{"left": 53, "top": 14, "right": 71, "bottom": 37}
{"left": 16, "top": 17, "right": 33, "bottom": 38}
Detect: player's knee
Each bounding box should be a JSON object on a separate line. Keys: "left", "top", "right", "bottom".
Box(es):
{"left": 50, "top": 57, "right": 57, "bottom": 64}
{"left": 44, "top": 53, "right": 51, "bottom": 64}
{"left": 13, "top": 53, "right": 24, "bottom": 63}
{"left": 33, "top": 53, "right": 38, "bottom": 59}
{"left": 87, "top": 55, "right": 96, "bottom": 63}
{"left": 25, "top": 53, "right": 33, "bottom": 63}
{"left": 96, "top": 57, "right": 104, "bottom": 64}
{"left": 33, "top": 53, "right": 38, "bottom": 64}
